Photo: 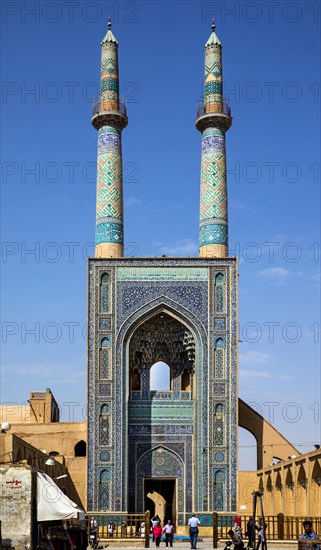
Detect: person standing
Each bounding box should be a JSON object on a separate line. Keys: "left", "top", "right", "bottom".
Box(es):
{"left": 90, "top": 517, "right": 98, "bottom": 548}
{"left": 163, "top": 520, "right": 175, "bottom": 548}
{"left": 140, "top": 521, "right": 146, "bottom": 538}
{"left": 299, "top": 520, "right": 320, "bottom": 550}
{"left": 108, "top": 520, "right": 115, "bottom": 537}
{"left": 153, "top": 520, "right": 163, "bottom": 548}
{"left": 246, "top": 517, "right": 254, "bottom": 548}
{"left": 188, "top": 514, "right": 200, "bottom": 550}
{"left": 122, "top": 520, "right": 127, "bottom": 537}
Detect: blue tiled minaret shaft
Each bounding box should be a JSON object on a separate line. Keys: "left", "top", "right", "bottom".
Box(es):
{"left": 196, "top": 20, "right": 232, "bottom": 258}
{"left": 92, "top": 18, "right": 128, "bottom": 258}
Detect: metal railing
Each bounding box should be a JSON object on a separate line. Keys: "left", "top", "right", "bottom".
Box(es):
{"left": 92, "top": 96, "right": 127, "bottom": 117}
{"left": 212, "top": 514, "right": 321, "bottom": 547}
{"left": 197, "top": 97, "right": 231, "bottom": 118}
{"left": 87, "top": 511, "right": 150, "bottom": 547}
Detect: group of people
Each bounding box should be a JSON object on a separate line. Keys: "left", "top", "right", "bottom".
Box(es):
{"left": 150, "top": 513, "right": 201, "bottom": 549}
{"left": 226, "top": 516, "right": 268, "bottom": 550}
{"left": 224, "top": 516, "right": 266, "bottom": 550}
{"left": 92, "top": 514, "right": 319, "bottom": 549}
{"left": 151, "top": 515, "right": 175, "bottom": 548}
{"left": 226, "top": 517, "right": 319, "bottom": 550}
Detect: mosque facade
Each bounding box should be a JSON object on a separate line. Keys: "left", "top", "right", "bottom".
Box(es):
{"left": 87, "top": 20, "right": 238, "bottom": 525}
{"left": 2, "top": 21, "right": 319, "bottom": 549}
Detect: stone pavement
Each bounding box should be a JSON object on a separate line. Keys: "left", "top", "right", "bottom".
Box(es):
{"left": 96, "top": 544, "right": 205, "bottom": 550}
{"left": 94, "top": 542, "right": 297, "bottom": 550}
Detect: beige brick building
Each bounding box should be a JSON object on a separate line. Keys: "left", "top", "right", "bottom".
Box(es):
{"left": 1, "top": 387, "right": 320, "bottom": 518}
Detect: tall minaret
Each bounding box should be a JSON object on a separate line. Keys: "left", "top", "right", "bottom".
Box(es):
{"left": 196, "top": 19, "right": 232, "bottom": 258}
{"left": 92, "top": 18, "right": 128, "bottom": 258}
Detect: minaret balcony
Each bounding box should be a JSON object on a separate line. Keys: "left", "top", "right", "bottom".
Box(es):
{"left": 196, "top": 97, "right": 232, "bottom": 133}
{"left": 92, "top": 96, "right": 128, "bottom": 130}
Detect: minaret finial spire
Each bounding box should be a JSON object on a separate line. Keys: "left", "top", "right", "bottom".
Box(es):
{"left": 108, "top": 16, "right": 112, "bottom": 29}
{"left": 212, "top": 17, "right": 215, "bottom": 32}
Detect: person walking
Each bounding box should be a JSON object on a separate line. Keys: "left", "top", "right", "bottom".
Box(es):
{"left": 255, "top": 520, "right": 267, "bottom": 550}
{"left": 163, "top": 520, "right": 175, "bottom": 548}
{"left": 188, "top": 514, "right": 200, "bottom": 550}
{"left": 153, "top": 520, "right": 163, "bottom": 548}
{"left": 152, "top": 515, "right": 161, "bottom": 542}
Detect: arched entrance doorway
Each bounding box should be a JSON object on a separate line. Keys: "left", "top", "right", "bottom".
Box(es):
{"left": 145, "top": 480, "right": 175, "bottom": 522}
{"left": 138, "top": 446, "right": 184, "bottom": 525}
{"left": 127, "top": 310, "right": 196, "bottom": 519}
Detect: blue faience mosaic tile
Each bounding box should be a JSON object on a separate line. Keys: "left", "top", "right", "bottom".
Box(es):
{"left": 213, "top": 383, "right": 225, "bottom": 396}
{"left": 87, "top": 258, "right": 237, "bottom": 514}
{"left": 99, "top": 318, "right": 112, "bottom": 330}
{"left": 100, "top": 451, "right": 111, "bottom": 462}
{"left": 99, "top": 383, "right": 111, "bottom": 396}
{"left": 214, "top": 451, "right": 225, "bottom": 463}
{"left": 214, "top": 317, "right": 226, "bottom": 331}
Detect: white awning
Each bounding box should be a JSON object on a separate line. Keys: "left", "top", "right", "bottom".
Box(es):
{"left": 37, "top": 471, "right": 85, "bottom": 522}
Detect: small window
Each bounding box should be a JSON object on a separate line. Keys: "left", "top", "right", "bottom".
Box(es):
{"left": 181, "top": 368, "right": 190, "bottom": 391}
{"left": 74, "top": 440, "right": 86, "bottom": 457}
{"left": 100, "top": 273, "right": 110, "bottom": 312}
{"left": 215, "top": 273, "right": 225, "bottom": 313}
{"left": 131, "top": 368, "right": 141, "bottom": 391}
{"left": 215, "top": 337, "right": 225, "bottom": 348}
{"left": 99, "top": 339, "right": 110, "bottom": 379}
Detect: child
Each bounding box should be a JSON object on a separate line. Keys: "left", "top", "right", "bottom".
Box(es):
{"left": 234, "top": 517, "right": 243, "bottom": 539}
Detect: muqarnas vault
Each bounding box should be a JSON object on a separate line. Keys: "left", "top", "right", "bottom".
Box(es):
{"left": 87, "top": 19, "right": 237, "bottom": 524}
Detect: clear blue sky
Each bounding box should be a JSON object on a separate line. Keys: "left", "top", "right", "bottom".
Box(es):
{"left": 1, "top": 1, "right": 320, "bottom": 469}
